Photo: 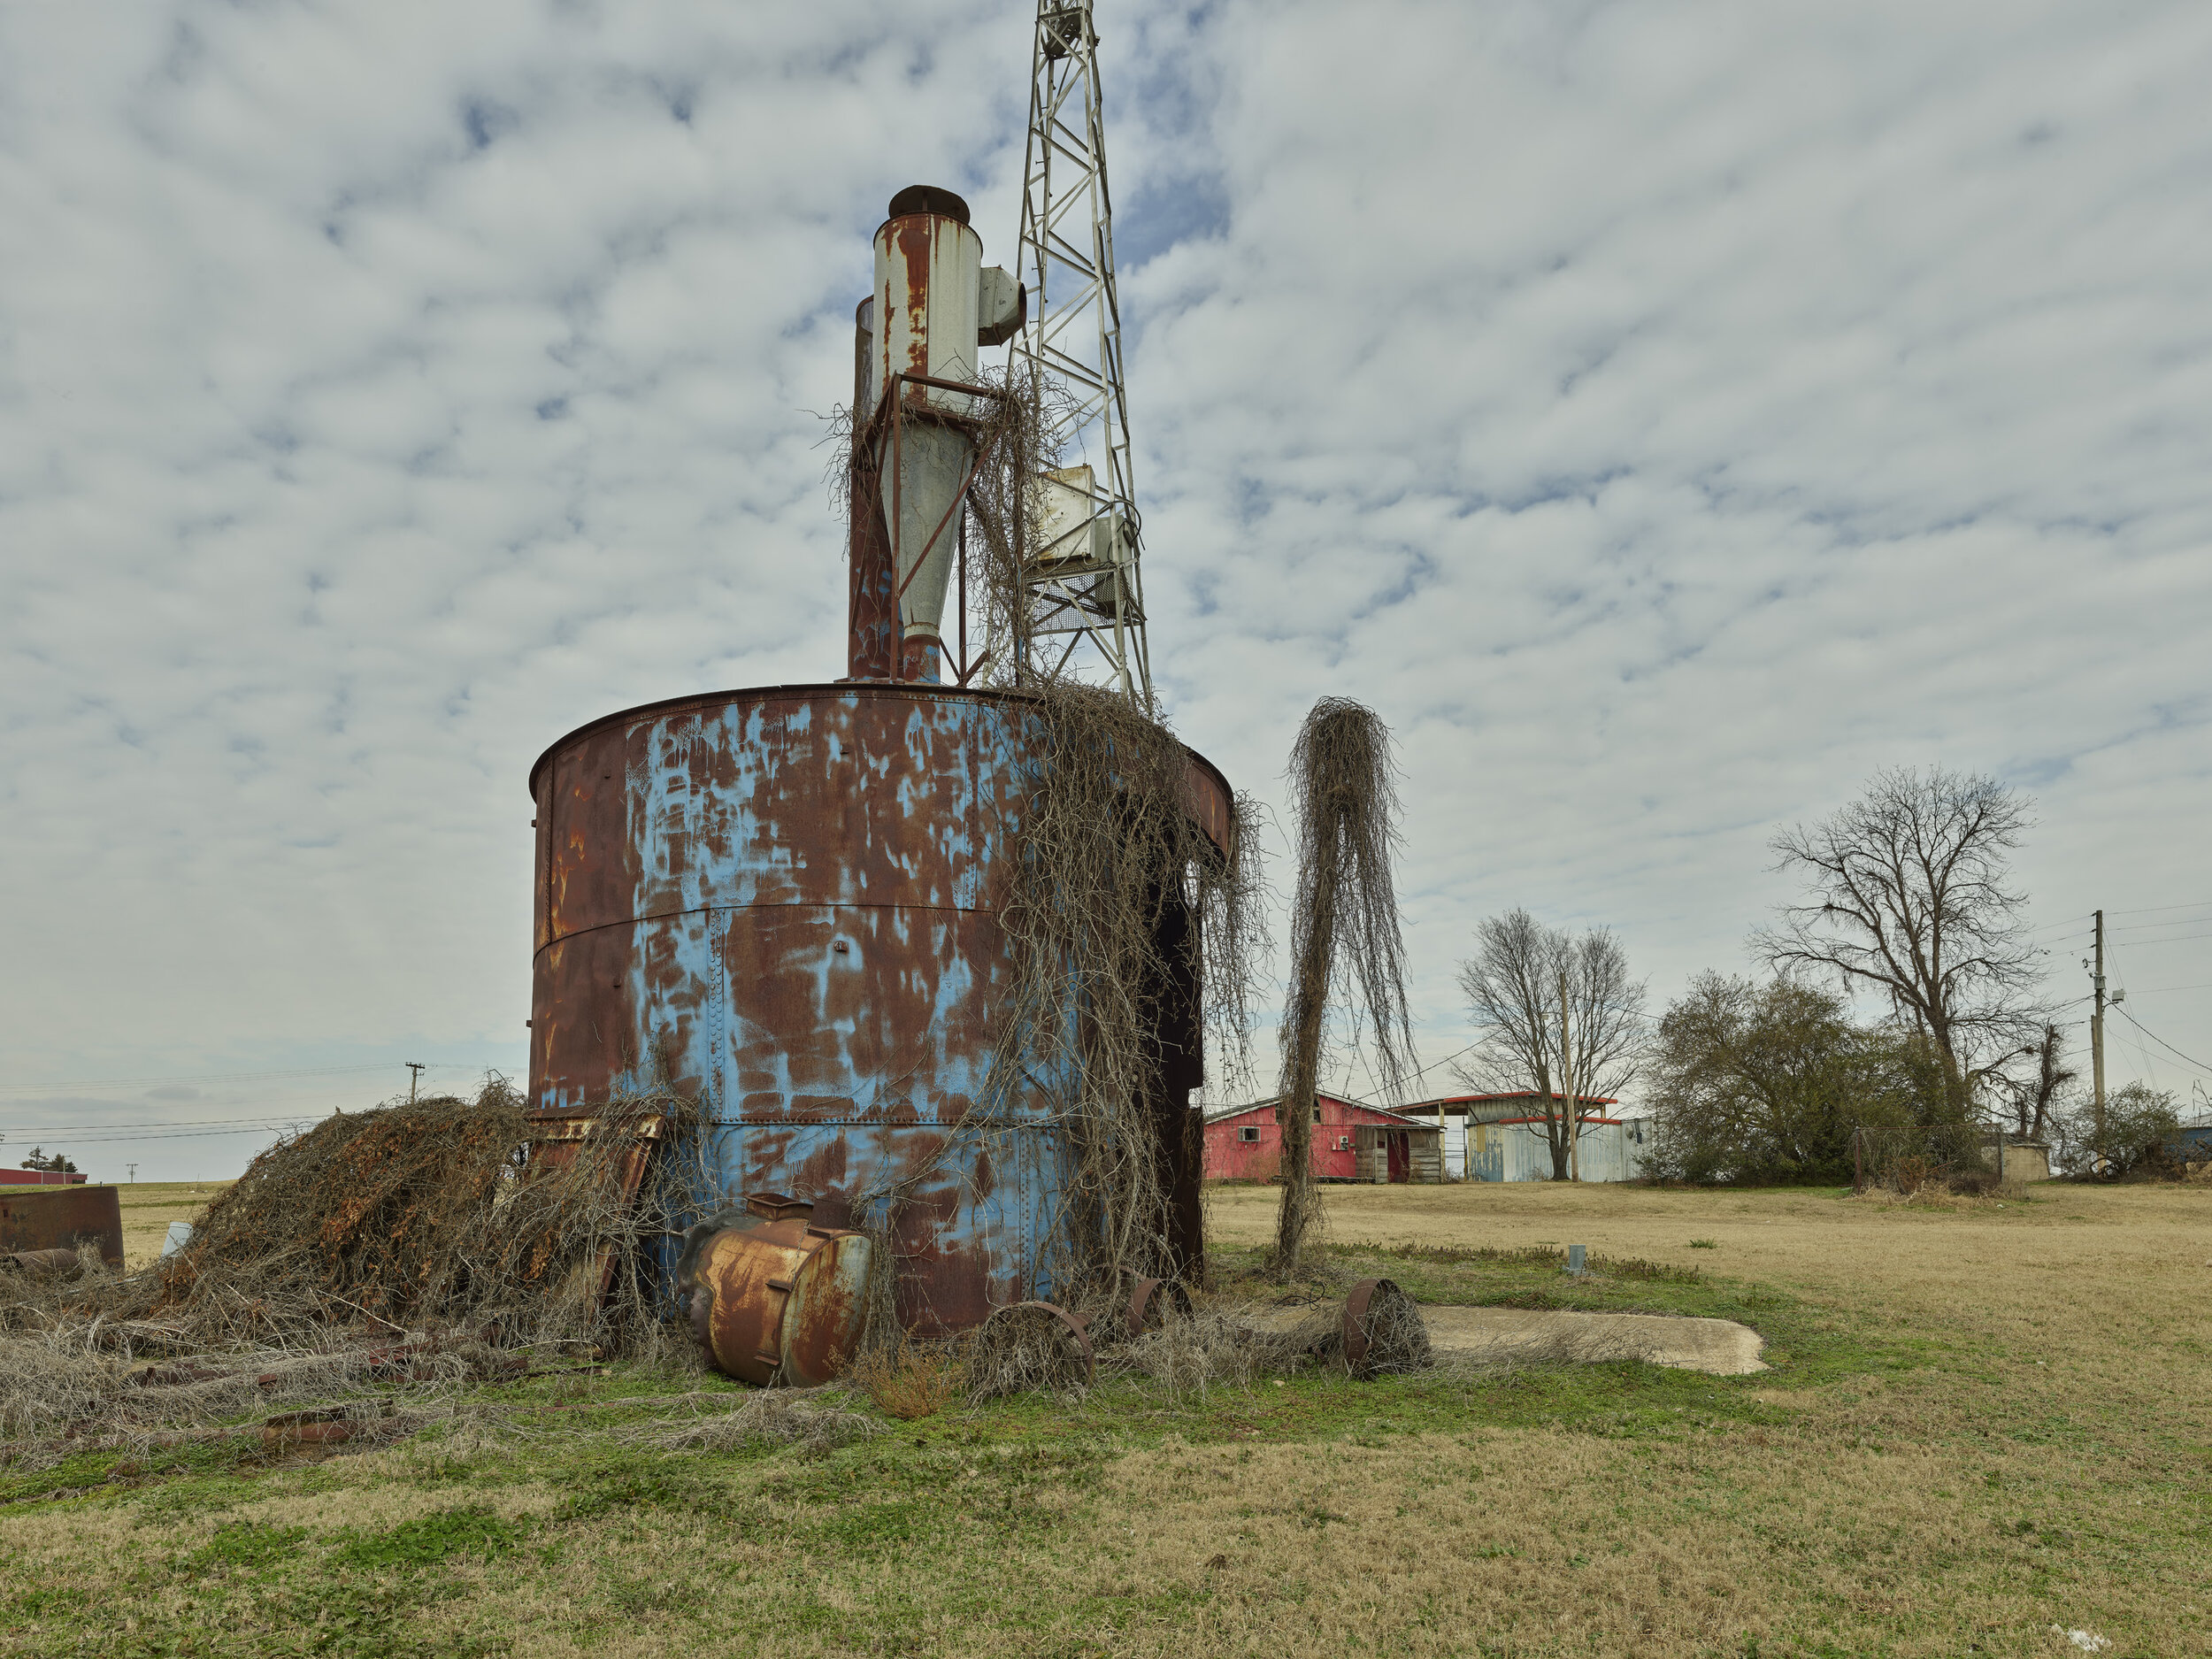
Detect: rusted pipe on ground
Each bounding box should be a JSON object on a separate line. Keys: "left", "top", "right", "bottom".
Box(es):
{"left": 678, "top": 1194, "right": 872, "bottom": 1386}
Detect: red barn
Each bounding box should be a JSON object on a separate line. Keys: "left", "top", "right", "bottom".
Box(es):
{"left": 1203, "top": 1094, "right": 1443, "bottom": 1183}
{"left": 0, "top": 1169, "right": 88, "bottom": 1187}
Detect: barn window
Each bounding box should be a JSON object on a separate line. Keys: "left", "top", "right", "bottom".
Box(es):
{"left": 1238, "top": 1125, "right": 1260, "bottom": 1143}
{"left": 1313, "top": 1106, "right": 1323, "bottom": 1123}
{"left": 1336, "top": 1135, "right": 1352, "bottom": 1151}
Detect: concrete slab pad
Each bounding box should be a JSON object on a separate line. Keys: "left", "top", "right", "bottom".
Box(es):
{"left": 1420, "top": 1305, "right": 1768, "bottom": 1375}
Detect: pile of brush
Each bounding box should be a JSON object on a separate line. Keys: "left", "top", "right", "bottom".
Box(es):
{"left": 0, "top": 1078, "right": 705, "bottom": 1464}
{"left": 146, "top": 1077, "right": 694, "bottom": 1352}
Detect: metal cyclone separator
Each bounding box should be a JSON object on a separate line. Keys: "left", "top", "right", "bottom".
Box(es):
{"left": 678, "top": 1194, "right": 872, "bottom": 1386}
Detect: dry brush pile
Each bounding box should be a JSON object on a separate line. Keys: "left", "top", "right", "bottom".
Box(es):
{"left": 0, "top": 1077, "right": 712, "bottom": 1464}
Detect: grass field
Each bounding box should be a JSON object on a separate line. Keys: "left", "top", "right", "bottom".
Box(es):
{"left": 4, "top": 1179, "right": 2205, "bottom": 1656}
{"left": 114, "top": 1182, "right": 229, "bottom": 1268}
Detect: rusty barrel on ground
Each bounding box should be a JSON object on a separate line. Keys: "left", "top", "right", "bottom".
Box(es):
{"left": 680, "top": 1192, "right": 872, "bottom": 1386}
{"left": 0, "top": 1185, "right": 123, "bottom": 1265}
{"left": 528, "top": 683, "right": 1232, "bottom": 1336}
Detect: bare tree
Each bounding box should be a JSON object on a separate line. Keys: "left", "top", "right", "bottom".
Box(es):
{"left": 1455, "top": 910, "right": 1646, "bottom": 1179}
{"left": 1755, "top": 767, "right": 2040, "bottom": 1118}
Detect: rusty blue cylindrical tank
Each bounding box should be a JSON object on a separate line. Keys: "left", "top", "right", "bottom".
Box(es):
{"left": 528, "top": 680, "right": 1230, "bottom": 1334}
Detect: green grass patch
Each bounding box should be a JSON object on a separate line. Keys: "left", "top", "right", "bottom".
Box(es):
{"left": 328, "top": 1504, "right": 529, "bottom": 1572}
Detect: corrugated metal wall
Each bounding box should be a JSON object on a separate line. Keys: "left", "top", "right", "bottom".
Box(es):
{"left": 1463, "top": 1118, "right": 1651, "bottom": 1182}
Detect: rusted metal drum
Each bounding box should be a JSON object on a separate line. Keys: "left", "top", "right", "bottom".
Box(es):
{"left": 0, "top": 1185, "right": 123, "bottom": 1265}
{"left": 1342, "top": 1277, "right": 1432, "bottom": 1379}
{"left": 681, "top": 1195, "right": 872, "bottom": 1386}
{"left": 529, "top": 682, "right": 1230, "bottom": 1336}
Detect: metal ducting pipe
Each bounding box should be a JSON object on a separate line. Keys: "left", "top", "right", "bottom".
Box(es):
{"left": 872, "top": 187, "right": 983, "bottom": 684}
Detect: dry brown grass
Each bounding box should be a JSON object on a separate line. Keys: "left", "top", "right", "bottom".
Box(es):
{"left": 849, "top": 1335, "right": 962, "bottom": 1421}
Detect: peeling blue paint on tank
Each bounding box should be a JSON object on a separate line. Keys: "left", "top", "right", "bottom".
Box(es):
{"left": 530, "top": 685, "right": 1087, "bottom": 1330}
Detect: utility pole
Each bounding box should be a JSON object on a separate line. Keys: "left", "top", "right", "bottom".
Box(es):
{"left": 2089, "top": 910, "right": 2107, "bottom": 1171}
{"left": 1559, "top": 969, "right": 1578, "bottom": 1182}
{"left": 127, "top": 1163, "right": 138, "bottom": 1184}
{"left": 406, "top": 1062, "right": 425, "bottom": 1104}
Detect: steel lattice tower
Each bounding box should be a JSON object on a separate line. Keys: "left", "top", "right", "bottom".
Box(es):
{"left": 1010, "top": 0, "right": 1153, "bottom": 705}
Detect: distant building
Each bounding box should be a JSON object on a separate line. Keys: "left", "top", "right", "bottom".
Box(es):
{"left": 1402, "top": 1093, "right": 1651, "bottom": 1183}
{"left": 1203, "top": 1093, "right": 1444, "bottom": 1184}
{"left": 2168, "top": 1121, "right": 2212, "bottom": 1164}
{"left": 0, "top": 1168, "right": 88, "bottom": 1187}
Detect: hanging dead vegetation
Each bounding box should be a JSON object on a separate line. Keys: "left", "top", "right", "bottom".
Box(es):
{"left": 958, "top": 364, "right": 1081, "bottom": 689}
{"left": 829, "top": 358, "right": 1278, "bottom": 1324}
{"left": 822, "top": 359, "right": 1079, "bottom": 692}
{"left": 985, "top": 679, "right": 1269, "bottom": 1301}
{"left": 1273, "top": 699, "right": 1418, "bottom": 1274}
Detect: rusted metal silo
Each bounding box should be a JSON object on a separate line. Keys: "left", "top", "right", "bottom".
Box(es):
{"left": 528, "top": 680, "right": 1231, "bottom": 1333}
{"left": 526, "top": 186, "right": 1226, "bottom": 1342}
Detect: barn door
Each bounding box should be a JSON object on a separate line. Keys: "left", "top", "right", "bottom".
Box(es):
{"left": 1386, "top": 1132, "right": 1409, "bottom": 1184}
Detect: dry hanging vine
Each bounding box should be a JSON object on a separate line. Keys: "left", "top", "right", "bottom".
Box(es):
{"left": 1273, "top": 698, "right": 1418, "bottom": 1273}
{"left": 984, "top": 682, "right": 1268, "bottom": 1301}
{"left": 832, "top": 357, "right": 1271, "bottom": 1305}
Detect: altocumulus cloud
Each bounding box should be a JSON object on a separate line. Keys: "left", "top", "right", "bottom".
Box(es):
{"left": 4, "top": 0, "right": 2209, "bottom": 1174}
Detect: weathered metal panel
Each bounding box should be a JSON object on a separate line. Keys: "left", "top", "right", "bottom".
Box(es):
{"left": 0, "top": 1185, "right": 123, "bottom": 1263}
{"left": 529, "top": 682, "right": 1224, "bottom": 1334}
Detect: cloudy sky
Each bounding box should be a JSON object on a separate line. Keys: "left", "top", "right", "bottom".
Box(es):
{"left": 5, "top": 0, "right": 2209, "bottom": 1178}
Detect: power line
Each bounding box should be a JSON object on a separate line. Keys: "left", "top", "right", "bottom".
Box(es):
{"left": 1402, "top": 1041, "right": 1481, "bottom": 1086}
{"left": 2109, "top": 916, "right": 2212, "bottom": 937}
{"left": 2115, "top": 1004, "right": 2210, "bottom": 1073}
{"left": 2132, "top": 980, "right": 2212, "bottom": 995}
{"left": 15, "top": 1124, "right": 319, "bottom": 1147}
{"left": 2108, "top": 899, "right": 2212, "bottom": 917}
{"left": 2116, "top": 1007, "right": 2212, "bottom": 1075}
{"left": 2106, "top": 931, "right": 2212, "bottom": 949}
{"left": 1329, "top": 1039, "right": 1485, "bottom": 1102}
{"left": 0, "top": 1112, "right": 319, "bottom": 1136}
{"left": 0, "top": 1061, "right": 484, "bottom": 1097}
